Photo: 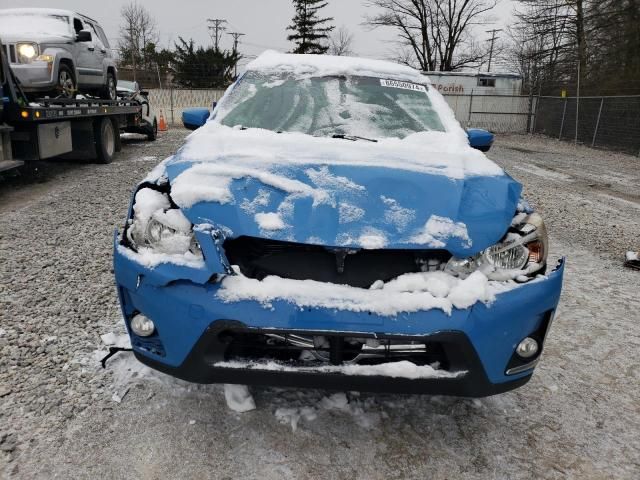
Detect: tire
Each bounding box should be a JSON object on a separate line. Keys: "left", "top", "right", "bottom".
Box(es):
{"left": 94, "top": 117, "right": 116, "bottom": 164}
{"left": 57, "top": 64, "right": 76, "bottom": 98}
{"left": 100, "top": 71, "right": 117, "bottom": 100}
{"left": 147, "top": 119, "right": 158, "bottom": 141}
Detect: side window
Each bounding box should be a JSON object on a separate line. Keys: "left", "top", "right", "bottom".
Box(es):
{"left": 87, "top": 22, "right": 104, "bottom": 49}
{"left": 73, "top": 18, "right": 84, "bottom": 35}
{"left": 96, "top": 25, "right": 110, "bottom": 49}
{"left": 478, "top": 77, "right": 496, "bottom": 88}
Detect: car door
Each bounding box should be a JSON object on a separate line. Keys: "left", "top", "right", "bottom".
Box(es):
{"left": 72, "top": 16, "right": 101, "bottom": 87}
{"left": 86, "top": 21, "right": 107, "bottom": 82}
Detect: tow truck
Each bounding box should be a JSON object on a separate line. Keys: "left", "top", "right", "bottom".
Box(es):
{"left": 1, "top": 39, "right": 145, "bottom": 173}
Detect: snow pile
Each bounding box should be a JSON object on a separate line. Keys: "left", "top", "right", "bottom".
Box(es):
{"left": 215, "top": 359, "right": 465, "bottom": 379}
{"left": 382, "top": 196, "right": 416, "bottom": 231}
{"left": 170, "top": 162, "right": 328, "bottom": 208}
{"left": 247, "top": 50, "right": 429, "bottom": 84}
{"left": 338, "top": 202, "right": 365, "bottom": 224}
{"left": 223, "top": 384, "right": 256, "bottom": 413}
{"left": 117, "top": 244, "right": 205, "bottom": 270}
{"left": 254, "top": 212, "right": 287, "bottom": 231}
{"left": 410, "top": 215, "right": 472, "bottom": 248}
{"left": 0, "top": 9, "right": 74, "bottom": 38}
{"left": 216, "top": 267, "right": 510, "bottom": 316}
{"left": 273, "top": 392, "right": 385, "bottom": 431}
{"left": 274, "top": 406, "right": 318, "bottom": 431}
{"left": 175, "top": 123, "right": 501, "bottom": 183}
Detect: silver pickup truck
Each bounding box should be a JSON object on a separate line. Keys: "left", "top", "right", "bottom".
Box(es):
{"left": 0, "top": 8, "right": 117, "bottom": 99}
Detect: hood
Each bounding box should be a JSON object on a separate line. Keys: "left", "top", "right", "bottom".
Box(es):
{"left": 0, "top": 33, "right": 71, "bottom": 44}
{"left": 162, "top": 124, "right": 521, "bottom": 258}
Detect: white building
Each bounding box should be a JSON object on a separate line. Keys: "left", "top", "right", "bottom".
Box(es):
{"left": 423, "top": 72, "right": 523, "bottom": 96}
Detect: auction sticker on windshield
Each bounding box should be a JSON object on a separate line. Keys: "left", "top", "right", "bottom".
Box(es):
{"left": 380, "top": 79, "right": 427, "bottom": 93}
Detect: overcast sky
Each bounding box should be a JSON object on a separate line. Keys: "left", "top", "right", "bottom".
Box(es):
{"left": 7, "top": 0, "right": 516, "bottom": 68}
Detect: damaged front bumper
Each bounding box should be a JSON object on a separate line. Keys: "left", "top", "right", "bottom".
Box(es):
{"left": 113, "top": 231, "right": 565, "bottom": 397}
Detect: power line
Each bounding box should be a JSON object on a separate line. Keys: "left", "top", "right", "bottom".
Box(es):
{"left": 486, "top": 29, "right": 503, "bottom": 72}
{"left": 228, "top": 32, "right": 246, "bottom": 53}
{"left": 228, "top": 32, "right": 246, "bottom": 77}
{"left": 207, "top": 18, "right": 227, "bottom": 51}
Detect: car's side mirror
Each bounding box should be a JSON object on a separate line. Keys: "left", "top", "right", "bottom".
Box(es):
{"left": 467, "top": 128, "right": 494, "bottom": 152}
{"left": 76, "top": 30, "right": 92, "bottom": 42}
{"left": 182, "top": 107, "right": 211, "bottom": 130}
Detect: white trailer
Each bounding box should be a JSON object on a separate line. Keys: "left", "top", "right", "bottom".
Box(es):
{"left": 424, "top": 72, "right": 523, "bottom": 96}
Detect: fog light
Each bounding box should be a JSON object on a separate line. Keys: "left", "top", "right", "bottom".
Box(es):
{"left": 130, "top": 314, "right": 155, "bottom": 337}
{"left": 516, "top": 337, "right": 539, "bottom": 358}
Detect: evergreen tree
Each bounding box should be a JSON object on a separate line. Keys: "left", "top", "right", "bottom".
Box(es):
{"left": 172, "top": 38, "right": 240, "bottom": 88}
{"left": 287, "top": 0, "right": 335, "bottom": 54}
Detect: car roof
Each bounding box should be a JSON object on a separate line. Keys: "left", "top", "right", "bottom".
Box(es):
{"left": 247, "top": 50, "right": 431, "bottom": 85}
{"left": 0, "top": 8, "right": 99, "bottom": 24}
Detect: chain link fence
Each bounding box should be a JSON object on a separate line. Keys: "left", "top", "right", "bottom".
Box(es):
{"left": 442, "top": 93, "right": 537, "bottom": 133}
{"left": 147, "top": 88, "right": 225, "bottom": 125}
{"left": 534, "top": 96, "right": 640, "bottom": 154}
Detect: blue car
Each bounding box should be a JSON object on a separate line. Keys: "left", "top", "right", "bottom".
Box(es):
{"left": 114, "top": 52, "right": 564, "bottom": 396}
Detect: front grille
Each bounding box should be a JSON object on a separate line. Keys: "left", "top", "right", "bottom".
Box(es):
{"left": 223, "top": 236, "right": 451, "bottom": 288}
{"left": 218, "top": 328, "right": 450, "bottom": 368}
{"left": 3, "top": 44, "right": 17, "bottom": 63}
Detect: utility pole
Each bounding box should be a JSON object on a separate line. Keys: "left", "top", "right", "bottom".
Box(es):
{"left": 228, "top": 32, "right": 245, "bottom": 78}
{"left": 486, "top": 29, "right": 502, "bottom": 72}
{"left": 207, "top": 19, "right": 227, "bottom": 51}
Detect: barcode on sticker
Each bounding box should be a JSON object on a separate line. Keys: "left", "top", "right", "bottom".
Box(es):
{"left": 380, "top": 79, "right": 427, "bottom": 93}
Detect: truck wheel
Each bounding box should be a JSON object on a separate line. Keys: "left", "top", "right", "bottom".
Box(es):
{"left": 147, "top": 119, "right": 157, "bottom": 141}
{"left": 101, "top": 72, "right": 117, "bottom": 100}
{"left": 94, "top": 117, "right": 116, "bottom": 164}
{"left": 57, "top": 65, "right": 76, "bottom": 98}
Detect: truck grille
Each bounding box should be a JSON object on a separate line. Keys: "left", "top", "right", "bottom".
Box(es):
{"left": 223, "top": 236, "right": 451, "bottom": 288}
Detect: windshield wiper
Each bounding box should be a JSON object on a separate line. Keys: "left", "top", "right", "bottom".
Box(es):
{"left": 331, "top": 134, "right": 378, "bottom": 143}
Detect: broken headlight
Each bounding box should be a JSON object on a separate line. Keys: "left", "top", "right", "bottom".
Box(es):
{"left": 446, "top": 213, "right": 548, "bottom": 280}
{"left": 126, "top": 187, "right": 202, "bottom": 257}
{"left": 143, "top": 211, "right": 201, "bottom": 255}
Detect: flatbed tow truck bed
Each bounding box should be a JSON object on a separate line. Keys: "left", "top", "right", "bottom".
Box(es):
{"left": 1, "top": 39, "right": 145, "bottom": 172}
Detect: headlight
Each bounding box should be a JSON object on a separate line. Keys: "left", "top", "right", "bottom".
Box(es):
{"left": 484, "top": 242, "right": 529, "bottom": 270}
{"left": 17, "top": 43, "right": 38, "bottom": 63}
{"left": 482, "top": 212, "right": 548, "bottom": 276}
{"left": 126, "top": 187, "right": 202, "bottom": 258}
{"left": 144, "top": 213, "right": 201, "bottom": 255}
{"left": 446, "top": 212, "right": 549, "bottom": 280}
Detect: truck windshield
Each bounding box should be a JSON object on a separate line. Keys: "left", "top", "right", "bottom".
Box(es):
{"left": 217, "top": 72, "right": 446, "bottom": 139}
{"left": 0, "top": 13, "right": 71, "bottom": 37}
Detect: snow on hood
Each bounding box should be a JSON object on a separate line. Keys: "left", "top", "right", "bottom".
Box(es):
{"left": 159, "top": 123, "right": 520, "bottom": 257}
{"left": 246, "top": 50, "right": 430, "bottom": 84}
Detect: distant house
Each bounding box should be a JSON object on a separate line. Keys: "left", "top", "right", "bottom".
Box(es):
{"left": 423, "top": 72, "right": 523, "bottom": 96}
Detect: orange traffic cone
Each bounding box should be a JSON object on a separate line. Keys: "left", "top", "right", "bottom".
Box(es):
{"left": 158, "top": 110, "right": 168, "bottom": 132}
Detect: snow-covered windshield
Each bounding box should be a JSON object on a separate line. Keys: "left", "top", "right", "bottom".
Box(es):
{"left": 0, "top": 13, "right": 71, "bottom": 37}
{"left": 217, "top": 72, "right": 446, "bottom": 139}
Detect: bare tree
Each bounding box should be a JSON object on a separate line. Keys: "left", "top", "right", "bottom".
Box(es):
{"left": 364, "top": 0, "right": 498, "bottom": 71}
{"left": 329, "top": 26, "right": 355, "bottom": 56}
{"left": 118, "top": 1, "right": 159, "bottom": 78}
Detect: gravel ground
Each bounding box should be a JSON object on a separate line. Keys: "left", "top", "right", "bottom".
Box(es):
{"left": 1, "top": 131, "right": 639, "bottom": 479}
